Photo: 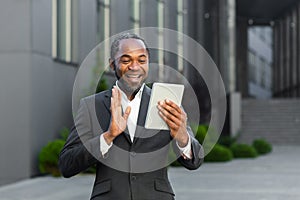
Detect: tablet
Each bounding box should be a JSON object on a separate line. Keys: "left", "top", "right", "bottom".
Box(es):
{"left": 145, "top": 82, "right": 184, "bottom": 130}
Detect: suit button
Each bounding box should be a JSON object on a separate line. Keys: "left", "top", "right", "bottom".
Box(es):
{"left": 130, "top": 151, "right": 136, "bottom": 157}
{"left": 131, "top": 175, "right": 136, "bottom": 181}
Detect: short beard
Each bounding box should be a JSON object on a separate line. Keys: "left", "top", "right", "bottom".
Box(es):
{"left": 118, "top": 77, "right": 143, "bottom": 96}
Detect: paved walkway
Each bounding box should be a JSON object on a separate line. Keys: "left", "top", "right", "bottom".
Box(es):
{"left": 0, "top": 146, "right": 299, "bottom": 200}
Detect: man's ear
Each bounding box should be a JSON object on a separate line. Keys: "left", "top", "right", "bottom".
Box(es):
{"left": 109, "top": 58, "right": 115, "bottom": 71}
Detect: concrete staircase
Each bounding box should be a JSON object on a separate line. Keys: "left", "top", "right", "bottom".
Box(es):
{"left": 238, "top": 99, "right": 300, "bottom": 145}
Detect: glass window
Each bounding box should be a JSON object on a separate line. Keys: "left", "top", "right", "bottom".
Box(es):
{"left": 260, "top": 59, "right": 266, "bottom": 88}
{"left": 177, "top": 0, "right": 184, "bottom": 72}
{"left": 97, "top": 0, "right": 110, "bottom": 66}
{"left": 131, "top": 0, "right": 140, "bottom": 34}
{"left": 255, "top": 57, "right": 262, "bottom": 85}
{"left": 248, "top": 51, "right": 256, "bottom": 83}
{"left": 158, "top": 0, "right": 164, "bottom": 80}
{"left": 52, "top": 0, "right": 77, "bottom": 64}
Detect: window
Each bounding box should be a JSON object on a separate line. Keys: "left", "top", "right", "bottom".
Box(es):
{"left": 248, "top": 51, "right": 257, "bottom": 83}
{"left": 177, "top": 0, "right": 184, "bottom": 72}
{"left": 97, "top": 0, "right": 111, "bottom": 62}
{"left": 52, "top": 0, "right": 78, "bottom": 64}
{"left": 260, "top": 59, "right": 266, "bottom": 88}
{"left": 131, "top": 0, "right": 140, "bottom": 34}
{"left": 97, "top": 0, "right": 110, "bottom": 42}
{"left": 265, "top": 64, "right": 272, "bottom": 90}
{"left": 157, "top": 0, "right": 164, "bottom": 80}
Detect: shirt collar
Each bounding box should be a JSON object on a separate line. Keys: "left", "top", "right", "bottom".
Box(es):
{"left": 115, "top": 81, "right": 144, "bottom": 101}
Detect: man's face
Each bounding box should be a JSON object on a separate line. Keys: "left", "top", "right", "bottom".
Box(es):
{"left": 112, "top": 38, "right": 149, "bottom": 94}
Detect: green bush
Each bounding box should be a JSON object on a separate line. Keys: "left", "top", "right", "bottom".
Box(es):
{"left": 170, "top": 159, "right": 181, "bottom": 167}
{"left": 38, "top": 127, "right": 99, "bottom": 176}
{"left": 194, "top": 124, "right": 209, "bottom": 144}
{"left": 230, "top": 143, "right": 258, "bottom": 158}
{"left": 96, "top": 78, "right": 108, "bottom": 93}
{"left": 38, "top": 128, "right": 70, "bottom": 177}
{"left": 205, "top": 144, "right": 233, "bottom": 162}
{"left": 218, "top": 135, "right": 236, "bottom": 148}
{"left": 38, "top": 139, "right": 65, "bottom": 177}
{"left": 60, "top": 127, "right": 70, "bottom": 141}
{"left": 252, "top": 139, "right": 272, "bottom": 155}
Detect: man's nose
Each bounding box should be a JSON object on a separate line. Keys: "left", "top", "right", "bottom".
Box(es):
{"left": 128, "top": 60, "right": 140, "bottom": 70}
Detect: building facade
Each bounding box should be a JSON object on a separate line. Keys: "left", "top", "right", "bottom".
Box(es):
{"left": 1, "top": 0, "right": 299, "bottom": 185}
{"left": 273, "top": 1, "right": 300, "bottom": 97}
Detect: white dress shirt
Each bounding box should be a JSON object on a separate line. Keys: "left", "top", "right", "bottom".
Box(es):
{"left": 100, "top": 82, "right": 192, "bottom": 159}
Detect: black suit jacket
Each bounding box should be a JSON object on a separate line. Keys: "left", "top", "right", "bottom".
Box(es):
{"left": 59, "top": 86, "right": 203, "bottom": 200}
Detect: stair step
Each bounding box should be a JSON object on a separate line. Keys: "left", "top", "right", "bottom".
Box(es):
{"left": 240, "top": 99, "right": 300, "bottom": 145}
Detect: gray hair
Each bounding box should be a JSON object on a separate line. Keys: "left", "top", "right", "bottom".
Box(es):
{"left": 110, "top": 32, "right": 150, "bottom": 60}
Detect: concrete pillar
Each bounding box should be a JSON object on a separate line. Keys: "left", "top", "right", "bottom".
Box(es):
{"left": 291, "top": 9, "right": 298, "bottom": 97}
{"left": 273, "top": 22, "right": 279, "bottom": 96}
{"left": 236, "top": 19, "right": 249, "bottom": 97}
{"left": 219, "top": 0, "right": 236, "bottom": 93}
{"left": 298, "top": 3, "right": 300, "bottom": 96}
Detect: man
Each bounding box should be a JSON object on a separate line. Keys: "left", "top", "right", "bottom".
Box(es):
{"left": 59, "top": 33, "right": 203, "bottom": 200}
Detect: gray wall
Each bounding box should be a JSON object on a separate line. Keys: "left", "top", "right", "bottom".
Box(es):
{"left": 0, "top": 0, "right": 32, "bottom": 185}
{"left": 0, "top": 0, "right": 80, "bottom": 184}
{"left": 30, "top": 0, "right": 78, "bottom": 176}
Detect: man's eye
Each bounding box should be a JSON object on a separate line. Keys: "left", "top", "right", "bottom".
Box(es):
{"left": 121, "top": 60, "right": 130, "bottom": 64}
{"left": 139, "top": 60, "right": 146, "bottom": 63}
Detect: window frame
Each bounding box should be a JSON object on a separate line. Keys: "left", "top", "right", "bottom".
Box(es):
{"left": 52, "top": 0, "right": 78, "bottom": 66}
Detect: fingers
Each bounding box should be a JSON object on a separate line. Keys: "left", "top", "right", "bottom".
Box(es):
{"left": 109, "top": 86, "right": 130, "bottom": 136}
{"left": 123, "top": 106, "right": 131, "bottom": 120}
{"left": 158, "top": 104, "right": 181, "bottom": 125}
{"left": 158, "top": 99, "right": 186, "bottom": 120}
{"left": 157, "top": 99, "right": 187, "bottom": 127}
{"left": 111, "top": 86, "right": 131, "bottom": 119}
{"left": 159, "top": 111, "right": 180, "bottom": 130}
{"left": 111, "top": 86, "right": 121, "bottom": 107}
{"left": 162, "top": 99, "right": 182, "bottom": 114}
{"left": 111, "top": 86, "right": 121, "bottom": 111}
{"left": 116, "top": 87, "right": 121, "bottom": 105}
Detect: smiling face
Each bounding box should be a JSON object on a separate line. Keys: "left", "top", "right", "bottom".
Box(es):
{"left": 110, "top": 38, "right": 149, "bottom": 98}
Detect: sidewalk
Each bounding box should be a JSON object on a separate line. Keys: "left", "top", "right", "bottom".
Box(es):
{"left": 0, "top": 146, "right": 299, "bottom": 200}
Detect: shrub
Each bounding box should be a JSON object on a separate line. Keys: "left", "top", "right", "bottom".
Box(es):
{"left": 252, "top": 139, "right": 272, "bottom": 155}
{"left": 38, "top": 127, "right": 99, "bottom": 176}
{"left": 38, "top": 139, "right": 65, "bottom": 177}
{"left": 60, "top": 127, "right": 70, "bottom": 141}
{"left": 38, "top": 128, "right": 70, "bottom": 177}
{"left": 205, "top": 144, "right": 233, "bottom": 162}
{"left": 230, "top": 143, "right": 258, "bottom": 158}
{"left": 96, "top": 78, "right": 108, "bottom": 93}
{"left": 218, "top": 135, "right": 236, "bottom": 148}
{"left": 194, "top": 124, "right": 209, "bottom": 144}
{"left": 170, "top": 159, "right": 181, "bottom": 167}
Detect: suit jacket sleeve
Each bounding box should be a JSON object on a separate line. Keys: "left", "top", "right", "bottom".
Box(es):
{"left": 172, "top": 125, "right": 204, "bottom": 170}
{"left": 58, "top": 98, "right": 100, "bottom": 178}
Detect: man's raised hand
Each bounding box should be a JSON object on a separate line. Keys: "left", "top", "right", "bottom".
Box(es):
{"left": 104, "top": 86, "right": 131, "bottom": 144}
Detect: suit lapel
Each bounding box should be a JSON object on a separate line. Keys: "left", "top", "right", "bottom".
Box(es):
{"left": 137, "top": 86, "right": 151, "bottom": 127}
{"left": 133, "top": 86, "right": 151, "bottom": 144}
{"left": 103, "top": 90, "right": 111, "bottom": 113}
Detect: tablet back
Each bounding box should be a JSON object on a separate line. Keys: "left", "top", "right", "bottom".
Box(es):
{"left": 145, "top": 83, "right": 184, "bottom": 130}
